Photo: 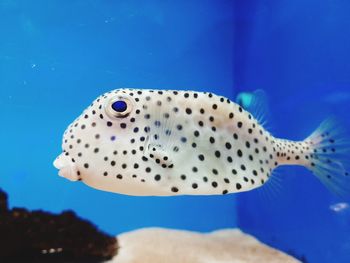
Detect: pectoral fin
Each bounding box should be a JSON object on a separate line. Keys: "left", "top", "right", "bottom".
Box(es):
{"left": 144, "top": 143, "right": 173, "bottom": 168}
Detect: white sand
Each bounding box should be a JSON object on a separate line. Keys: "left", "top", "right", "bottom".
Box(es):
{"left": 108, "top": 228, "right": 300, "bottom": 263}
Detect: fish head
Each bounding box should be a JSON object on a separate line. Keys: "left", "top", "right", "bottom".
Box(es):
{"left": 53, "top": 89, "right": 156, "bottom": 194}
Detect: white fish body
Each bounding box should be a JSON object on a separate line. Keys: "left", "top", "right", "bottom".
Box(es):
{"left": 54, "top": 89, "right": 350, "bottom": 197}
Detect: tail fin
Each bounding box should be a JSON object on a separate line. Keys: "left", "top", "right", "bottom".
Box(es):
{"left": 306, "top": 118, "right": 350, "bottom": 198}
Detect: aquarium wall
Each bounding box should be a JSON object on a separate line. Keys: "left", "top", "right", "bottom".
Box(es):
{"left": 1, "top": 1, "right": 350, "bottom": 263}
{"left": 0, "top": 0, "right": 236, "bottom": 235}
{"left": 234, "top": 1, "right": 350, "bottom": 263}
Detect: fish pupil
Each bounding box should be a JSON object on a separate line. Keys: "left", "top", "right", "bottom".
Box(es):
{"left": 112, "top": 100, "right": 127, "bottom": 112}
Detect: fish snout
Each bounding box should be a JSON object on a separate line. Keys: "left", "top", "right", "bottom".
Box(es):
{"left": 53, "top": 153, "right": 79, "bottom": 182}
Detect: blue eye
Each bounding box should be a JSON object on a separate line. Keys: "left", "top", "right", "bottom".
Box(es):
{"left": 112, "top": 100, "right": 128, "bottom": 112}
{"left": 106, "top": 97, "right": 133, "bottom": 118}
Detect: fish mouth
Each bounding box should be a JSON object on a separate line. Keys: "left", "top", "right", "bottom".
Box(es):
{"left": 53, "top": 153, "right": 79, "bottom": 182}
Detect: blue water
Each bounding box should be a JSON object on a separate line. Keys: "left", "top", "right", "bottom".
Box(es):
{"left": 0, "top": 1, "right": 349, "bottom": 262}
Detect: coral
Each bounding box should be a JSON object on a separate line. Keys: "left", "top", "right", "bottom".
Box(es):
{"left": 109, "top": 228, "right": 300, "bottom": 263}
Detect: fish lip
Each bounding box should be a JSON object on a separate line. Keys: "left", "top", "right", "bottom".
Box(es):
{"left": 53, "top": 154, "right": 64, "bottom": 170}
{"left": 53, "top": 153, "right": 79, "bottom": 182}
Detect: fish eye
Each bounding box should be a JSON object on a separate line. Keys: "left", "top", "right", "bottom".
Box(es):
{"left": 112, "top": 100, "right": 127, "bottom": 112}
{"left": 106, "top": 96, "right": 133, "bottom": 118}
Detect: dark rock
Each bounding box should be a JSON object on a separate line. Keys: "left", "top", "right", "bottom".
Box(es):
{"left": 0, "top": 189, "right": 8, "bottom": 213}
{"left": 0, "top": 188, "right": 118, "bottom": 262}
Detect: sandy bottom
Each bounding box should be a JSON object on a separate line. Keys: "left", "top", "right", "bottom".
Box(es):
{"left": 108, "top": 228, "right": 300, "bottom": 263}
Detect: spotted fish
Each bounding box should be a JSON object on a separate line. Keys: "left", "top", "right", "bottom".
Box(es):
{"left": 53, "top": 89, "right": 350, "bottom": 196}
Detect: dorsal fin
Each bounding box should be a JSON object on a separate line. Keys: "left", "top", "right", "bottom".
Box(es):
{"left": 236, "top": 89, "right": 269, "bottom": 126}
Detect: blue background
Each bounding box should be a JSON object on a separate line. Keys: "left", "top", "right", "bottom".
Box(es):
{"left": 1, "top": 1, "right": 350, "bottom": 263}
